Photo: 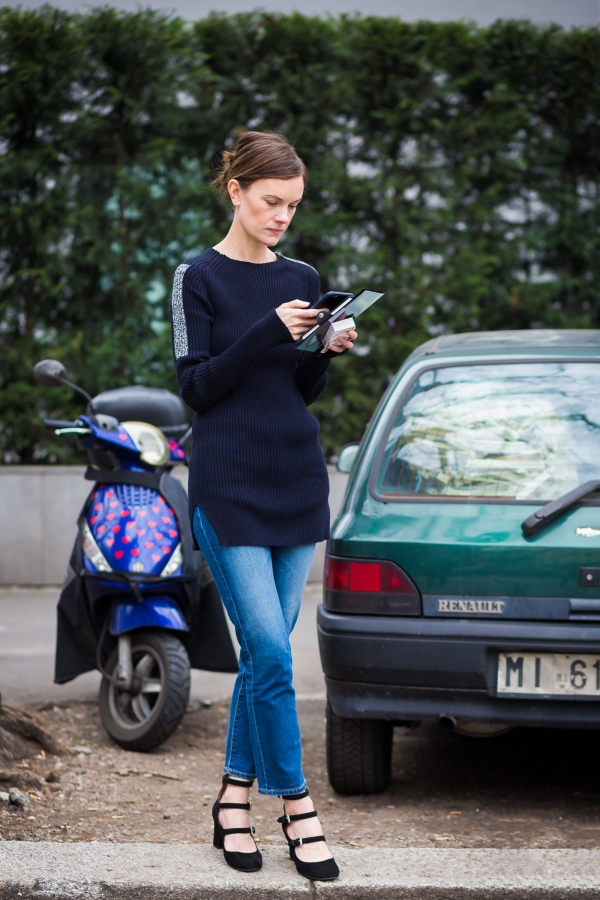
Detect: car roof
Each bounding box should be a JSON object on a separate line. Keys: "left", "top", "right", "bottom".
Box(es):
{"left": 407, "top": 329, "right": 600, "bottom": 363}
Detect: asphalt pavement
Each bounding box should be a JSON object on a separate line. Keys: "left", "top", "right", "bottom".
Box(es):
{"left": 0, "top": 585, "right": 325, "bottom": 707}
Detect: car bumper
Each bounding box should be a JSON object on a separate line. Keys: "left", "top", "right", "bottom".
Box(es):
{"left": 317, "top": 604, "right": 600, "bottom": 729}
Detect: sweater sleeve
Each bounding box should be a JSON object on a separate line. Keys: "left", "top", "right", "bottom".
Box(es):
{"left": 295, "top": 352, "right": 331, "bottom": 405}
{"left": 171, "top": 263, "right": 295, "bottom": 413}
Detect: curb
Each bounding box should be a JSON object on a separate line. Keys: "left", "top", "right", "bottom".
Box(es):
{"left": 1, "top": 843, "right": 600, "bottom": 898}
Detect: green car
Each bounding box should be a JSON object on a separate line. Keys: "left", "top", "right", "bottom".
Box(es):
{"left": 319, "top": 330, "right": 600, "bottom": 794}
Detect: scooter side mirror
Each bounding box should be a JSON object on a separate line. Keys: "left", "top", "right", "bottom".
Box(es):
{"left": 33, "top": 359, "right": 68, "bottom": 387}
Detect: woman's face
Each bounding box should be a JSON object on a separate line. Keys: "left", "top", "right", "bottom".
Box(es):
{"left": 228, "top": 176, "right": 305, "bottom": 247}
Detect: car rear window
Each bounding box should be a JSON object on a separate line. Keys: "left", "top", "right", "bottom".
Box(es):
{"left": 374, "top": 362, "right": 600, "bottom": 501}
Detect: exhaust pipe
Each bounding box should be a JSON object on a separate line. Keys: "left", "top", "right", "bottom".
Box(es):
{"left": 438, "top": 715, "right": 457, "bottom": 731}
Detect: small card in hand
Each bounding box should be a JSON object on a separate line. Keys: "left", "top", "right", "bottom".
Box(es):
{"left": 320, "top": 317, "right": 355, "bottom": 353}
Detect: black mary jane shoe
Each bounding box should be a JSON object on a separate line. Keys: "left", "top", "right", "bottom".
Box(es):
{"left": 277, "top": 790, "right": 339, "bottom": 882}
{"left": 212, "top": 775, "right": 262, "bottom": 872}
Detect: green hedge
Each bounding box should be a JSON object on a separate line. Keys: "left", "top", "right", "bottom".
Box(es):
{"left": 2, "top": 7, "right": 600, "bottom": 462}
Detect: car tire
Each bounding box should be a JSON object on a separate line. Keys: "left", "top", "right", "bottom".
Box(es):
{"left": 326, "top": 697, "right": 393, "bottom": 794}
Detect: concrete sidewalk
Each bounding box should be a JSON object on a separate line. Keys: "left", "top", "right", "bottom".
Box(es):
{"left": 1, "top": 843, "right": 600, "bottom": 898}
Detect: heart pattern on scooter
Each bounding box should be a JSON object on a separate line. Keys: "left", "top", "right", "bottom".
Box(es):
{"left": 84, "top": 487, "right": 180, "bottom": 576}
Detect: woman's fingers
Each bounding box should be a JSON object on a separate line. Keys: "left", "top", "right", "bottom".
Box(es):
{"left": 279, "top": 299, "right": 309, "bottom": 309}
{"left": 276, "top": 299, "right": 320, "bottom": 338}
{"left": 328, "top": 329, "right": 357, "bottom": 352}
{"left": 286, "top": 313, "right": 318, "bottom": 338}
{"left": 276, "top": 301, "right": 358, "bottom": 343}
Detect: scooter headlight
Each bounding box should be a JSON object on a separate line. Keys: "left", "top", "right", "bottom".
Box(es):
{"left": 121, "top": 421, "right": 169, "bottom": 466}
{"left": 82, "top": 521, "right": 112, "bottom": 572}
{"left": 161, "top": 543, "right": 183, "bottom": 577}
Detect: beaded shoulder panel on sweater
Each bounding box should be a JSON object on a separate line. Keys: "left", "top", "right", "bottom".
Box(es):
{"left": 171, "top": 263, "right": 190, "bottom": 359}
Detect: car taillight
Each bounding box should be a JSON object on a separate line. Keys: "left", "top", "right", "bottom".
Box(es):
{"left": 324, "top": 555, "right": 421, "bottom": 616}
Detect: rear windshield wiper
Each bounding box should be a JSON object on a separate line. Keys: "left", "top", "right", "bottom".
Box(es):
{"left": 521, "top": 480, "right": 600, "bottom": 537}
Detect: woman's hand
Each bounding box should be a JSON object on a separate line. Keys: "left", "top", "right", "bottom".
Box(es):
{"left": 276, "top": 300, "right": 321, "bottom": 340}
{"left": 275, "top": 299, "right": 357, "bottom": 350}
{"left": 327, "top": 328, "right": 357, "bottom": 353}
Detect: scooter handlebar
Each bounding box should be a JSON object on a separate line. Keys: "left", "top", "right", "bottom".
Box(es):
{"left": 43, "top": 418, "right": 82, "bottom": 429}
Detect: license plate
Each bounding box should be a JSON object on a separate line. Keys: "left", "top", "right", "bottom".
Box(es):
{"left": 497, "top": 652, "right": 600, "bottom": 697}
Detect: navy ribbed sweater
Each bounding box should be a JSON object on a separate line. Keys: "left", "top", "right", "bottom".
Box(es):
{"left": 170, "top": 248, "right": 332, "bottom": 546}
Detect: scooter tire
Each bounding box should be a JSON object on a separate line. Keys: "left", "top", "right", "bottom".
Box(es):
{"left": 99, "top": 630, "right": 190, "bottom": 752}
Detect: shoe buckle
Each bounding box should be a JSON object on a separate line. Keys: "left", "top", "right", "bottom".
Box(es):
{"left": 251, "top": 826, "right": 256, "bottom": 834}
{"left": 285, "top": 814, "right": 291, "bottom": 823}
{"left": 248, "top": 801, "right": 252, "bottom": 811}
{"left": 296, "top": 837, "right": 303, "bottom": 846}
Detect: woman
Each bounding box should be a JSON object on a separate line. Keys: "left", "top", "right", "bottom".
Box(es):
{"left": 170, "top": 131, "right": 356, "bottom": 882}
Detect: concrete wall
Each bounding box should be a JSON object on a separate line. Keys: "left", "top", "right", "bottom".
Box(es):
{"left": 0, "top": 465, "right": 349, "bottom": 585}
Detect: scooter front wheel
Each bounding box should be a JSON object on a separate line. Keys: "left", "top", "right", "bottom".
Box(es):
{"left": 99, "top": 631, "right": 190, "bottom": 752}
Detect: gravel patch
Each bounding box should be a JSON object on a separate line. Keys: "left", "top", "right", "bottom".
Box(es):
{"left": 1, "top": 700, "right": 600, "bottom": 849}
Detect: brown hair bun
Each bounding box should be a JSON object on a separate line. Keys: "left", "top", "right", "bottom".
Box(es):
{"left": 213, "top": 131, "right": 307, "bottom": 200}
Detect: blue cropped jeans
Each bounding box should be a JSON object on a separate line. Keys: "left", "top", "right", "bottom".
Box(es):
{"left": 193, "top": 507, "right": 315, "bottom": 796}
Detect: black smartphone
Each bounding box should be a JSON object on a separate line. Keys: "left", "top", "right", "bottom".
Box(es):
{"left": 309, "top": 291, "right": 354, "bottom": 311}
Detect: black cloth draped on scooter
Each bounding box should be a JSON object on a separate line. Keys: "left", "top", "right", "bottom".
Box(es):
{"left": 55, "top": 472, "right": 237, "bottom": 683}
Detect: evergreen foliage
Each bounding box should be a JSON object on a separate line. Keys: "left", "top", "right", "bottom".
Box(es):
{"left": 1, "top": 7, "right": 599, "bottom": 462}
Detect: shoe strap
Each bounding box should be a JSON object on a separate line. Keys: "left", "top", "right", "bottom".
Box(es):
{"left": 222, "top": 775, "right": 254, "bottom": 788}
{"left": 278, "top": 809, "right": 318, "bottom": 824}
{"left": 221, "top": 825, "right": 256, "bottom": 836}
{"left": 291, "top": 834, "right": 326, "bottom": 847}
{"left": 217, "top": 802, "right": 251, "bottom": 811}
{"left": 280, "top": 788, "right": 309, "bottom": 800}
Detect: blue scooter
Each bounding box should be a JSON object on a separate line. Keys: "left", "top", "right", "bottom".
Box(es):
{"left": 33, "top": 359, "right": 236, "bottom": 751}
